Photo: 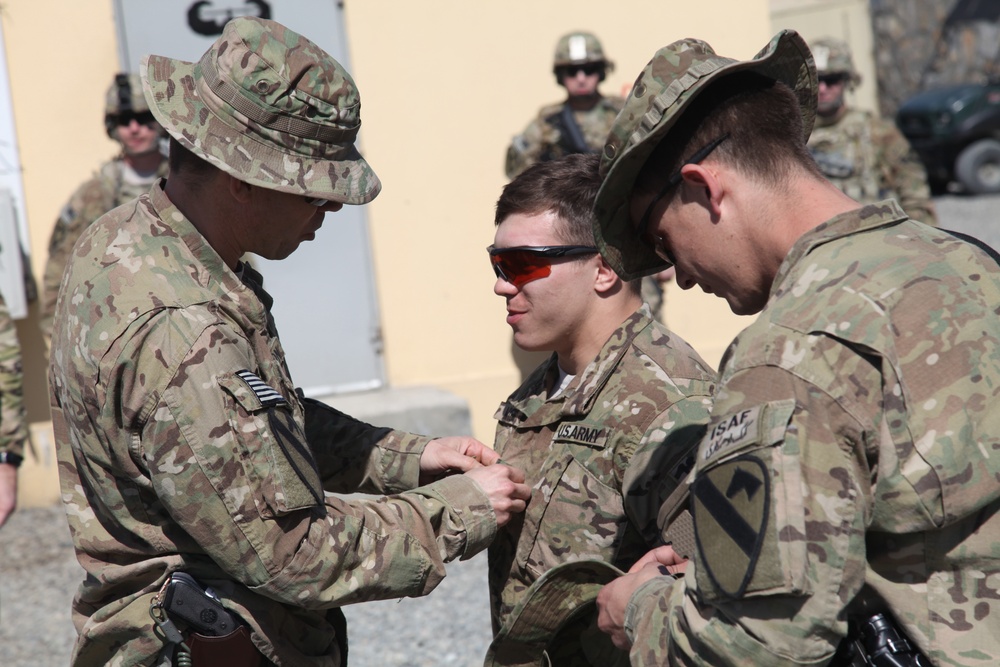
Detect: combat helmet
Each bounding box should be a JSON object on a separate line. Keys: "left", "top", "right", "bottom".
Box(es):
{"left": 553, "top": 31, "right": 614, "bottom": 81}
{"left": 810, "top": 37, "right": 861, "bottom": 88}
{"left": 104, "top": 73, "right": 152, "bottom": 138}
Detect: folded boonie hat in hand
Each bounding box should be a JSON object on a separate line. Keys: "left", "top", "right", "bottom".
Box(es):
{"left": 593, "top": 30, "right": 817, "bottom": 280}
{"left": 485, "top": 559, "right": 628, "bottom": 667}
{"left": 141, "top": 16, "right": 380, "bottom": 205}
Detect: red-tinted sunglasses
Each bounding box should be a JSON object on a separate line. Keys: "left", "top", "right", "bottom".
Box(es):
{"left": 488, "top": 244, "right": 598, "bottom": 287}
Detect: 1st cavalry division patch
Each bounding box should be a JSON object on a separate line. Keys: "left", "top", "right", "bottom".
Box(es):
{"left": 692, "top": 455, "right": 770, "bottom": 598}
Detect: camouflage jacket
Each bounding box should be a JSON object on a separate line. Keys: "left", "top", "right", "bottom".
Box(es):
{"left": 625, "top": 202, "right": 1000, "bottom": 667}
{"left": 48, "top": 183, "right": 496, "bottom": 667}
{"left": 41, "top": 156, "right": 169, "bottom": 340}
{"left": 0, "top": 290, "right": 26, "bottom": 458}
{"left": 808, "top": 109, "right": 938, "bottom": 225}
{"left": 505, "top": 95, "right": 624, "bottom": 180}
{"left": 487, "top": 306, "right": 715, "bottom": 666}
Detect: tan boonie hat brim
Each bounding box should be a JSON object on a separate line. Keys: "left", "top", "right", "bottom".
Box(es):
{"left": 593, "top": 30, "right": 817, "bottom": 280}
{"left": 484, "top": 559, "right": 627, "bottom": 667}
{"left": 141, "top": 16, "right": 380, "bottom": 205}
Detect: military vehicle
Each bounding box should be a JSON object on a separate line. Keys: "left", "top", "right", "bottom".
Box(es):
{"left": 896, "top": 83, "right": 1000, "bottom": 194}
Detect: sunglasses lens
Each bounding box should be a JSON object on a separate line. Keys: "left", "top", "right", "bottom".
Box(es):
{"left": 117, "top": 112, "right": 157, "bottom": 127}
{"left": 491, "top": 250, "right": 552, "bottom": 287}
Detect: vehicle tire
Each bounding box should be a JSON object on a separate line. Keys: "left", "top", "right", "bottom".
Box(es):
{"left": 955, "top": 139, "right": 1000, "bottom": 194}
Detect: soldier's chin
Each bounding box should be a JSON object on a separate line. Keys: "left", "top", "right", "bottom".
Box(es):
{"left": 816, "top": 99, "right": 844, "bottom": 118}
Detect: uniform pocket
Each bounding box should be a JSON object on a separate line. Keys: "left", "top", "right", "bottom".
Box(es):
{"left": 516, "top": 446, "right": 624, "bottom": 577}
{"left": 218, "top": 371, "right": 323, "bottom": 517}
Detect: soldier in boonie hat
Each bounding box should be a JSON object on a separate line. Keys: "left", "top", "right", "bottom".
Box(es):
{"left": 593, "top": 30, "right": 1000, "bottom": 667}
{"left": 593, "top": 29, "right": 817, "bottom": 282}
{"left": 142, "top": 14, "right": 380, "bottom": 205}
{"left": 50, "top": 15, "right": 532, "bottom": 667}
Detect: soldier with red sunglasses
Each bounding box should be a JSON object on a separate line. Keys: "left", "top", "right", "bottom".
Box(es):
{"left": 484, "top": 153, "right": 716, "bottom": 667}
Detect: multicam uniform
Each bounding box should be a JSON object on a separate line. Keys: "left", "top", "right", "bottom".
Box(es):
{"left": 0, "top": 290, "right": 27, "bottom": 460}
{"left": 624, "top": 202, "right": 1000, "bottom": 666}
{"left": 487, "top": 306, "right": 714, "bottom": 666}
{"left": 41, "top": 157, "right": 168, "bottom": 339}
{"left": 505, "top": 96, "right": 624, "bottom": 180}
{"left": 49, "top": 183, "right": 497, "bottom": 667}
{"left": 808, "top": 109, "right": 939, "bottom": 225}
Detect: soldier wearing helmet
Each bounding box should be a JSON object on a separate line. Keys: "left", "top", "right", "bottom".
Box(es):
{"left": 807, "top": 37, "right": 938, "bottom": 224}
{"left": 41, "top": 73, "right": 169, "bottom": 342}
{"left": 505, "top": 31, "right": 672, "bottom": 323}
{"left": 505, "top": 31, "right": 621, "bottom": 182}
{"left": 49, "top": 17, "right": 530, "bottom": 667}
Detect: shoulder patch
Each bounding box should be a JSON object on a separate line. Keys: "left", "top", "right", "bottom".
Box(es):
{"left": 692, "top": 455, "right": 770, "bottom": 598}
{"left": 703, "top": 405, "right": 762, "bottom": 461}
{"left": 235, "top": 369, "right": 287, "bottom": 408}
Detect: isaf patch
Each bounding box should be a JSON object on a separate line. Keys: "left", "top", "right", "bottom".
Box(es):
{"left": 235, "top": 369, "right": 287, "bottom": 408}
{"left": 702, "top": 405, "right": 762, "bottom": 462}
{"left": 692, "top": 455, "right": 769, "bottom": 598}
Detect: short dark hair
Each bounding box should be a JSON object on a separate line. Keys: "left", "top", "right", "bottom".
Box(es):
{"left": 635, "top": 72, "right": 823, "bottom": 199}
{"left": 495, "top": 153, "right": 640, "bottom": 293}
{"left": 495, "top": 153, "right": 602, "bottom": 245}
{"left": 167, "top": 136, "right": 216, "bottom": 183}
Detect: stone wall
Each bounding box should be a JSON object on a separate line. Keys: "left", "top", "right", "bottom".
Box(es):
{"left": 871, "top": 0, "right": 1000, "bottom": 117}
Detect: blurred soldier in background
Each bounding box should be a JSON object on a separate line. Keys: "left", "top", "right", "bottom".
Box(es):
{"left": 0, "top": 289, "right": 28, "bottom": 530}
{"left": 41, "top": 72, "right": 169, "bottom": 341}
{"left": 808, "top": 37, "right": 939, "bottom": 225}
{"left": 505, "top": 31, "right": 670, "bottom": 320}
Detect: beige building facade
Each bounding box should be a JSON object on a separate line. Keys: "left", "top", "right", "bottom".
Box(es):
{"left": 4, "top": 0, "right": 772, "bottom": 506}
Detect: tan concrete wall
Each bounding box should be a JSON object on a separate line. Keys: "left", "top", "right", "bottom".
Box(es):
{"left": 344, "top": 1, "right": 763, "bottom": 442}
{"left": 4, "top": 0, "right": 767, "bottom": 506}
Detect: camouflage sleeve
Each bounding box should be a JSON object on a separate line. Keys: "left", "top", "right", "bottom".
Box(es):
{"left": 621, "top": 394, "right": 711, "bottom": 545}
{"left": 302, "top": 396, "right": 430, "bottom": 494}
{"left": 0, "top": 292, "right": 26, "bottom": 456}
{"left": 131, "top": 313, "right": 496, "bottom": 607}
{"left": 874, "top": 118, "right": 939, "bottom": 226}
{"left": 41, "top": 182, "right": 112, "bottom": 339}
{"left": 625, "top": 361, "right": 871, "bottom": 666}
{"left": 505, "top": 116, "right": 548, "bottom": 180}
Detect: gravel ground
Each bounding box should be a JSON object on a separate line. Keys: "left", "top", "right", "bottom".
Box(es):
{"left": 0, "top": 503, "right": 493, "bottom": 667}
{"left": 1, "top": 193, "right": 996, "bottom": 667}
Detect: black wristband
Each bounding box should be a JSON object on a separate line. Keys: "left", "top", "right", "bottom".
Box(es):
{"left": 0, "top": 451, "right": 23, "bottom": 467}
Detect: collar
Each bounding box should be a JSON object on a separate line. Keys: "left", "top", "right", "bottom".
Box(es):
{"left": 500, "top": 304, "right": 655, "bottom": 427}
{"left": 769, "top": 200, "right": 908, "bottom": 303}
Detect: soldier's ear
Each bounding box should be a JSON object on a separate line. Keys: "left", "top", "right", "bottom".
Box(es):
{"left": 593, "top": 255, "right": 620, "bottom": 294}
{"left": 227, "top": 175, "right": 253, "bottom": 204}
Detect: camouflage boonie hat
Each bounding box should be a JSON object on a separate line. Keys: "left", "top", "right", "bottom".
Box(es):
{"left": 593, "top": 30, "right": 817, "bottom": 280}
{"left": 141, "top": 16, "right": 380, "bottom": 205}
{"left": 484, "top": 560, "right": 628, "bottom": 667}
{"left": 811, "top": 37, "right": 861, "bottom": 86}
{"left": 553, "top": 31, "right": 614, "bottom": 72}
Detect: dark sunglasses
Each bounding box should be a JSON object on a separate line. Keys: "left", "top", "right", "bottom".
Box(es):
{"left": 303, "top": 196, "right": 330, "bottom": 207}
{"left": 560, "top": 63, "right": 602, "bottom": 78}
{"left": 818, "top": 73, "right": 848, "bottom": 86}
{"left": 488, "top": 244, "right": 598, "bottom": 287}
{"left": 635, "top": 133, "right": 730, "bottom": 265}
{"left": 114, "top": 111, "right": 158, "bottom": 127}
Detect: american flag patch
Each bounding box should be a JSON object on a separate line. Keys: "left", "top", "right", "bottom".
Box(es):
{"left": 235, "top": 370, "right": 287, "bottom": 407}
